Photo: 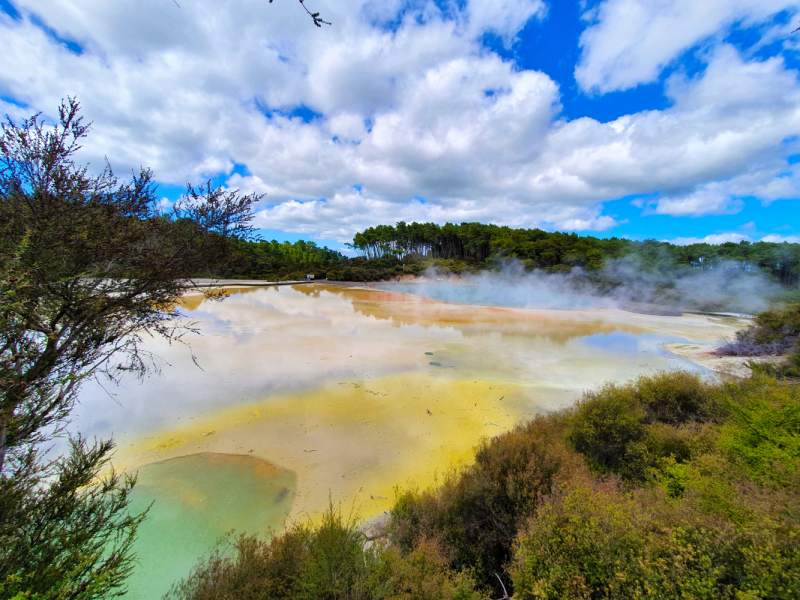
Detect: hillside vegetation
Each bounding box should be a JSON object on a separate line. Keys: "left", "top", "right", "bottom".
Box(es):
{"left": 219, "top": 222, "right": 800, "bottom": 288}
{"left": 351, "top": 222, "right": 800, "bottom": 283}
{"left": 168, "top": 367, "right": 800, "bottom": 600}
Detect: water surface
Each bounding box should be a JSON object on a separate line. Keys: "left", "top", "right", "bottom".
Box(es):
{"left": 126, "top": 453, "right": 295, "bottom": 599}
{"left": 69, "top": 283, "right": 746, "bottom": 598}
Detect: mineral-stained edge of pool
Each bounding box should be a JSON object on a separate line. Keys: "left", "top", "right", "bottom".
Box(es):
{"left": 125, "top": 453, "right": 296, "bottom": 600}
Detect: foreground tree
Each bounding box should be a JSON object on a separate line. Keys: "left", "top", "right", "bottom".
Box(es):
{"left": 0, "top": 99, "right": 259, "bottom": 598}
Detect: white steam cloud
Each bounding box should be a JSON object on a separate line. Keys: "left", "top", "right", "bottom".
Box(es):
{"left": 376, "top": 259, "right": 781, "bottom": 315}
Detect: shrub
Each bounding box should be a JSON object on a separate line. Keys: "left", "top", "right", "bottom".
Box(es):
{"left": 635, "top": 371, "right": 722, "bottom": 424}
{"left": 717, "top": 376, "right": 800, "bottom": 487}
{"left": 510, "top": 480, "right": 800, "bottom": 600}
{"left": 566, "top": 372, "right": 725, "bottom": 481}
{"left": 751, "top": 304, "right": 800, "bottom": 345}
{"left": 389, "top": 416, "right": 582, "bottom": 592}
{"left": 565, "top": 383, "right": 645, "bottom": 475}
{"left": 166, "top": 505, "right": 481, "bottom": 600}
{"left": 369, "top": 540, "right": 481, "bottom": 600}
{"left": 746, "top": 345, "right": 800, "bottom": 380}
{"left": 717, "top": 303, "right": 800, "bottom": 357}
{"left": 165, "top": 504, "right": 374, "bottom": 600}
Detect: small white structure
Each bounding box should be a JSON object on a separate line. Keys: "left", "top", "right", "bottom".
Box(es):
{"left": 306, "top": 274, "right": 315, "bottom": 280}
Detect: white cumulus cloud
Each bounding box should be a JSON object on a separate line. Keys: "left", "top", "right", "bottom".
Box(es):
{"left": 669, "top": 232, "right": 800, "bottom": 245}
{"left": 669, "top": 233, "right": 752, "bottom": 245}
{"left": 576, "top": 0, "right": 799, "bottom": 93}
{"left": 0, "top": 0, "right": 798, "bottom": 242}
{"left": 761, "top": 233, "right": 800, "bottom": 243}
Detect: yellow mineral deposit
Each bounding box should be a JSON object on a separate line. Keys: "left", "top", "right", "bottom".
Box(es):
{"left": 117, "top": 374, "right": 531, "bottom": 520}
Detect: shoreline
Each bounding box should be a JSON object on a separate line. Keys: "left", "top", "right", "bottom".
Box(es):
{"left": 662, "top": 342, "right": 788, "bottom": 378}
{"left": 99, "top": 281, "right": 753, "bottom": 589}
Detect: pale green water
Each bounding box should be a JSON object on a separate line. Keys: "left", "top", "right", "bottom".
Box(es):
{"left": 125, "top": 453, "right": 296, "bottom": 599}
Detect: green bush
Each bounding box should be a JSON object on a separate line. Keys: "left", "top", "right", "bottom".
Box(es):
{"left": 368, "top": 541, "right": 481, "bottom": 600}
{"left": 566, "top": 372, "right": 725, "bottom": 481}
{"left": 511, "top": 480, "right": 800, "bottom": 600}
{"left": 717, "top": 376, "right": 800, "bottom": 487}
{"left": 389, "top": 416, "right": 580, "bottom": 591}
{"left": 165, "top": 504, "right": 373, "bottom": 600}
{"left": 510, "top": 373, "right": 800, "bottom": 599}
{"left": 565, "top": 383, "right": 646, "bottom": 475}
{"left": 636, "top": 370, "right": 722, "bottom": 424}
{"left": 166, "top": 504, "right": 481, "bottom": 600}
{"left": 751, "top": 304, "right": 800, "bottom": 345}
{"left": 719, "top": 303, "right": 800, "bottom": 359}
{"left": 747, "top": 347, "right": 800, "bottom": 380}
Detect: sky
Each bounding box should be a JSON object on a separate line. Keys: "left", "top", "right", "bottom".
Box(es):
{"left": 1, "top": 0, "right": 799, "bottom": 252}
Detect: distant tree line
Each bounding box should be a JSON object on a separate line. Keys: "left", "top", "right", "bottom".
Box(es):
{"left": 218, "top": 222, "right": 800, "bottom": 285}
{"left": 217, "top": 238, "right": 344, "bottom": 279}
{"left": 347, "top": 222, "right": 800, "bottom": 285}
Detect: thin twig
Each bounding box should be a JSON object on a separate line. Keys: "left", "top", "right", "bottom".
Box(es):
{"left": 269, "top": 0, "right": 331, "bottom": 27}
{"left": 298, "top": 0, "right": 331, "bottom": 27}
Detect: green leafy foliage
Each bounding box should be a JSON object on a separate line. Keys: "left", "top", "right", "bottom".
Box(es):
{"left": 717, "top": 378, "right": 800, "bottom": 486}
{"left": 165, "top": 503, "right": 481, "bottom": 600}
{"left": 510, "top": 480, "right": 800, "bottom": 600}
{"left": 565, "top": 384, "right": 646, "bottom": 475}
{"left": 0, "top": 100, "right": 256, "bottom": 599}
{"left": 512, "top": 373, "right": 800, "bottom": 599}
{"left": 0, "top": 439, "right": 146, "bottom": 600}
{"left": 324, "top": 257, "right": 427, "bottom": 283}
{"left": 751, "top": 304, "right": 800, "bottom": 345}
{"left": 218, "top": 238, "right": 345, "bottom": 281}
{"left": 347, "top": 222, "right": 800, "bottom": 286}
{"left": 565, "top": 371, "right": 722, "bottom": 481}
{"left": 388, "top": 415, "right": 582, "bottom": 590}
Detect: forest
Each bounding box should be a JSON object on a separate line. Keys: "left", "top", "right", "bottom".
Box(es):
{"left": 222, "top": 222, "right": 800, "bottom": 287}
{"left": 350, "top": 222, "right": 800, "bottom": 283}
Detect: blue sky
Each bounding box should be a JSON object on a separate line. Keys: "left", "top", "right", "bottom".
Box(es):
{"left": 1, "top": 0, "right": 799, "bottom": 252}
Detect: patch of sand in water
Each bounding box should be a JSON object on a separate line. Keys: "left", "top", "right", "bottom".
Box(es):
{"left": 115, "top": 374, "right": 537, "bottom": 522}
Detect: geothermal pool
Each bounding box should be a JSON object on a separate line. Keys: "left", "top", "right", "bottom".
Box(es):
{"left": 72, "top": 283, "right": 746, "bottom": 598}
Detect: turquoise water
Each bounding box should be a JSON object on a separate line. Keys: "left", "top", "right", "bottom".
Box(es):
{"left": 125, "top": 453, "right": 296, "bottom": 599}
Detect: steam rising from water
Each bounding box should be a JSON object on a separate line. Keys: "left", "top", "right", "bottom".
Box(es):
{"left": 378, "top": 259, "right": 781, "bottom": 314}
